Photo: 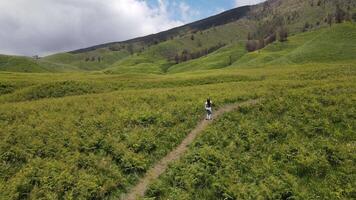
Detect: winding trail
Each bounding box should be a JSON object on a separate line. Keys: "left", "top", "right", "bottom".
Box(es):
{"left": 121, "top": 99, "right": 259, "bottom": 200}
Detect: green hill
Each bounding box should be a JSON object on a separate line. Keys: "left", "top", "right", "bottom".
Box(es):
{"left": 0, "top": 0, "right": 356, "bottom": 199}
{"left": 167, "top": 42, "right": 247, "bottom": 73}
{"left": 1, "top": 0, "right": 355, "bottom": 73}
{"left": 105, "top": 20, "right": 250, "bottom": 74}
{"left": 0, "top": 55, "right": 45, "bottom": 73}
{"left": 64, "top": 0, "right": 356, "bottom": 74}
{"left": 0, "top": 55, "right": 85, "bottom": 73}
{"left": 229, "top": 23, "right": 356, "bottom": 68}
{"left": 1, "top": 0, "right": 351, "bottom": 74}
{"left": 3, "top": 22, "right": 355, "bottom": 74}
{"left": 166, "top": 22, "right": 356, "bottom": 73}
{"left": 40, "top": 49, "right": 130, "bottom": 71}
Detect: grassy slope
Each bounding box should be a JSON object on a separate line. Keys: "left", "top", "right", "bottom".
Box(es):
{"left": 1, "top": 0, "right": 354, "bottom": 73}
{"left": 3, "top": 22, "right": 354, "bottom": 74}
{"left": 40, "top": 48, "right": 130, "bottom": 71}
{"left": 229, "top": 23, "right": 356, "bottom": 68}
{"left": 167, "top": 42, "right": 247, "bottom": 73}
{"left": 0, "top": 47, "right": 131, "bottom": 73}
{"left": 114, "top": 0, "right": 356, "bottom": 75}
{"left": 0, "top": 55, "right": 46, "bottom": 73}
{"left": 1, "top": 23, "right": 354, "bottom": 100}
{"left": 105, "top": 20, "right": 252, "bottom": 74}
{"left": 0, "top": 55, "right": 87, "bottom": 73}
{"left": 61, "top": 0, "right": 355, "bottom": 74}
{"left": 167, "top": 23, "right": 356, "bottom": 73}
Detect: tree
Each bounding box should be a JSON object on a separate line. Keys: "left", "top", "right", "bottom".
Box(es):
{"left": 109, "top": 46, "right": 120, "bottom": 51}
{"left": 258, "top": 38, "right": 265, "bottom": 49}
{"left": 303, "top": 22, "right": 310, "bottom": 32}
{"left": 246, "top": 40, "right": 258, "bottom": 52}
{"left": 174, "top": 54, "right": 180, "bottom": 64}
{"left": 326, "top": 14, "right": 333, "bottom": 27}
{"left": 127, "top": 44, "right": 134, "bottom": 55}
{"left": 247, "top": 32, "right": 253, "bottom": 40}
{"left": 197, "top": 40, "right": 202, "bottom": 47}
{"left": 228, "top": 56, "right": 233, "bottom": 66}
{"left": 335, "top": 5, "right": 346, "bottom": 23}
{"left": 264, "top": 32, "right": 276, "bottom": 45}
{"left": 344, "top": 12, "right": 352, "bottom": 22}
{"left": 180, "top": 49, "right": 189, "bottom": 62}
{"left": 278, "top": 27, "right": 288, "bottom": 42}
{"left": 190, "top": 35, "right": 195, "bottom": 40}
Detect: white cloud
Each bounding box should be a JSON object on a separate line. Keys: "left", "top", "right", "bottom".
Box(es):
{"left": 178, "top": 2, "right": 200, "bottom": 22}
{"left": 0, "top": 0, "right": 184, "bottom": 56}
{"left": 235, "top": 0, "right": 266, "bottom": 7}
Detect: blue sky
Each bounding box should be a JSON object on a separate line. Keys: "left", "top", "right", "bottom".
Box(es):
{"left": 147, "top": 0, "right": 235, "bottom": 22}
{"left": 146, "top": 0, "right": 265, "bottom": 22}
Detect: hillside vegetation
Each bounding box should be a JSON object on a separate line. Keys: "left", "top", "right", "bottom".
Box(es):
{"left": 168, "top": 23, "right": 356, "bottom": 72}
{"left": 0, "top": 59, "right": 355, "bottom": 199}
{"left": 0, "top": 55, "right": 45, "bottom": 73}
{"left": 232, "top": 22, "right": 356, "bottom": 68}
{"left": 2, "top": 0, "right": 355, "bottom": 74}
{"left": 146, "top": 73, "right": 356, "bottom": 199}
{"left": 0, "top": 0, "right": 355, "bottom": 199}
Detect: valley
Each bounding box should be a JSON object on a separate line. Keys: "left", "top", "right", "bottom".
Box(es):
{"left": 0, "top": 0, "right": 355, "bottom": 199}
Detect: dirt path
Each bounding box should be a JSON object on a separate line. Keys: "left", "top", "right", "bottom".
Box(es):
{"left": 121, "top": 99, "right": 259, "bottom": 200}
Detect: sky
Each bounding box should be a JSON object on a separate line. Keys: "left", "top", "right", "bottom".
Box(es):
{"left": 0, "top": 0, "right": 265, "bottom": 56}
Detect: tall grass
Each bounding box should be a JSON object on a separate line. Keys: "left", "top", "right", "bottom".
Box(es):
{"left": 0, "top": 61, "right": 355, "bottom": 199}
{"left": 146, "top": 66, "right": 356, "bottom": 199}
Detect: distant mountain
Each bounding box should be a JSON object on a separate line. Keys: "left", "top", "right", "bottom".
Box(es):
{"left": 70, "top": 5, "right": 251, "bottom": 54}
{"left": 1, "top": 0, "right": 355, "bottom": 73}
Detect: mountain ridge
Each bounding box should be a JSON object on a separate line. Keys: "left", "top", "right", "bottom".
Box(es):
{"left": 1, "top": 0, "right": 355, "bottom": 73}
{"left": 69, "top": 5, "right": 251, "bottom": 54}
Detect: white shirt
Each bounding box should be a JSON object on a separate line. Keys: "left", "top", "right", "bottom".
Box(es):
{"left": 205, "top": 101, "right": 212, "bottom": 110}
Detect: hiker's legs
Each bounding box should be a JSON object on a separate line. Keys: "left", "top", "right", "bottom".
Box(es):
{"left": 207, "top": 110, "right": 212, "bottom": 120}
{"left": 206, "top": 109, "right": 211, "bottom": 120}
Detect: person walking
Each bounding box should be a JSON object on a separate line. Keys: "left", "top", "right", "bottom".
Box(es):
{"left": 205, "top": 98, "right": 213, "bottom": 120}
